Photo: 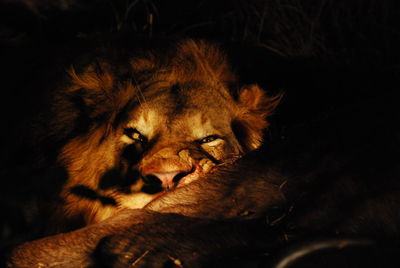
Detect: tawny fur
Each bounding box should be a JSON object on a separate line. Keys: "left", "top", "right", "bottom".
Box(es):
{"left": 41, "top": 39, "right": 281, "bottom": 227}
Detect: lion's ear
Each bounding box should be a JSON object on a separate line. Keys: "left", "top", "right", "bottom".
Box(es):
{"left": 68, "top": 63, "right": 114, "bottom": 95}
{"left": 64, "top": 66, "right": 115, "bottom": 120}
{"left": 232, "top": 85, "right": 282, "bottom": 152}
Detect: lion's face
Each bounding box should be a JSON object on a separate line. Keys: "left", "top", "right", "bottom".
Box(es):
{"left": 122, "top": 84, "right": 241, "bottom": 186}
{"left": 52, "top": 40, "right": 279, "bottom": 225}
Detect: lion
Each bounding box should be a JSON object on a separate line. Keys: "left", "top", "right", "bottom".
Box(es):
{"left": 52, "top": 39, "right": 281, "bottom": 226}
{"left": 5, "top": 38, "right": 400, "bottom": 268}
{"left": 5, "top": 39, "right": 282, "bottom": 267}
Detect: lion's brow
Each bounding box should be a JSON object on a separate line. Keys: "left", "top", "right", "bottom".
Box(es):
{"left": 169, "top": 83, "right": 188, "bottom": 115}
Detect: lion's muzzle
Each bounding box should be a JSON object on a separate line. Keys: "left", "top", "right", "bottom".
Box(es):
{"left": 139, "top": 147, "right": 201, "bottom": 190}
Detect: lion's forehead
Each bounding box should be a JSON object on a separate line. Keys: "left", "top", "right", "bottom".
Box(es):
{"left": 121, "top": 81, "right": 235, "bottom": 138}
{"left": 126, "top": 108, "right": 161, "bottom": 137}
{"left": 125, "top": 104, "right": 232, "bottom": 140}
{"left": 179, "top": 110, "right": 233, "bottom": 138}
{"left": 139, "top": 77, "right": 233, "bottom": 107}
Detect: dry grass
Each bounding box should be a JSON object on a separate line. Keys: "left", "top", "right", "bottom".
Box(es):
{"left": 2, "top": 0, "right": 399, "bottom": 65}
{"left": 108, "top": 0, "right": 400, "bottom": 64}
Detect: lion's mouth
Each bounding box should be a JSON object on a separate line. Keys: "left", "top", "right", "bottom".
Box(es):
{"left": 118, "top": 160, "right": 215, "bottom": 212}
{"left": 140, "top": 163, "right": 203, "bottom": 194}
{"left": 174, "top": 164, "right": 201, "bottom": 187}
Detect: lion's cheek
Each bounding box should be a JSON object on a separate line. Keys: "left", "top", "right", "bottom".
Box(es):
{"left": 198, "top": 158, "right": 215, "bottom": 173}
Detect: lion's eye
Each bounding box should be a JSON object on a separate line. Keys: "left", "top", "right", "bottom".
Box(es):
{"left": 198, "top": 135, "right": 220, "bottom": 144}
{"left": 124, "top": 128, "right": 147, "bottom": 143}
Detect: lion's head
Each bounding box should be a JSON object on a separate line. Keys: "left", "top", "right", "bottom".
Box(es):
{"left": 47, "top": 40, "right": 280, "bottom": 226}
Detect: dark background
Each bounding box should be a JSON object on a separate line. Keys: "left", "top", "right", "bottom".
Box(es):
{"left": 1, "top": 0, "right": 400, "bottom": 266}
{"left": 1, "top": 0, "right": 399, "bottom": 134}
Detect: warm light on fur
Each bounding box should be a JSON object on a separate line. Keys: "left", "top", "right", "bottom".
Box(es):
{"left": 46, "top": 39, "right": 281, "bottom": 226}
{"left": 234, "top": 85, "right": 282, "bottom": 151}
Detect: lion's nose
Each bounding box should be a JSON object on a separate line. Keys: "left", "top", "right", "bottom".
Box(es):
{"left": 143, "top": 170, "right": 192, "bottom": 190}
